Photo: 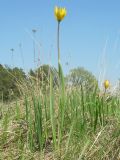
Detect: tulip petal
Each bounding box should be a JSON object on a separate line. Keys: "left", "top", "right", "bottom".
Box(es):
{"left": 54, "top": 6, "right": 67, "bottom": 21}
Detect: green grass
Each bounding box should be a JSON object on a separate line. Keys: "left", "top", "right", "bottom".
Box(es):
{"left": 0, "top": 67, "right": 120, "bottom": 160}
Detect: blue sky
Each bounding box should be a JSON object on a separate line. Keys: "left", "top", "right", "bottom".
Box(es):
{"left": 1, "top": 0, "right": 120, "bottom": 83}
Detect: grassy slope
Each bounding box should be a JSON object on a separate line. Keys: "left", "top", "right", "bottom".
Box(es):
{"left": 0, "top": 82, "right": 120, "bottom": 160}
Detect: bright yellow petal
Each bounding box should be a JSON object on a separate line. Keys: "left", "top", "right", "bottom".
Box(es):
{"left": 104, "top": 80, "right": 110, "bottom": 89}
{"left": 54, "top": 6, "right": 67, "bottom": 21}
{"left": 60, "top": 8, "right": 66, "bottom": 20}
{"left": 54, "top": 7, "right": 58, "bottom": 17}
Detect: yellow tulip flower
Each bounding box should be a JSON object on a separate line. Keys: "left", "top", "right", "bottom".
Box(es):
{"left": 104, "top": 80, "right": 110, "bottom": 89}
{"left": 54, "top": 6, "right": 67, "bottom": 22}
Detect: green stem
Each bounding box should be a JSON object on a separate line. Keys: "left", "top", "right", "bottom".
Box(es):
{"left": 104, "top": 88, "right": 106, "bottom": 97}
{"left": 57, "top": 21, "right": 60, "bottom": 75}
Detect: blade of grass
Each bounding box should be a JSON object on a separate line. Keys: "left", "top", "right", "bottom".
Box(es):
{"left": 50, "top": 73, "right": 56, "bottom": 149}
